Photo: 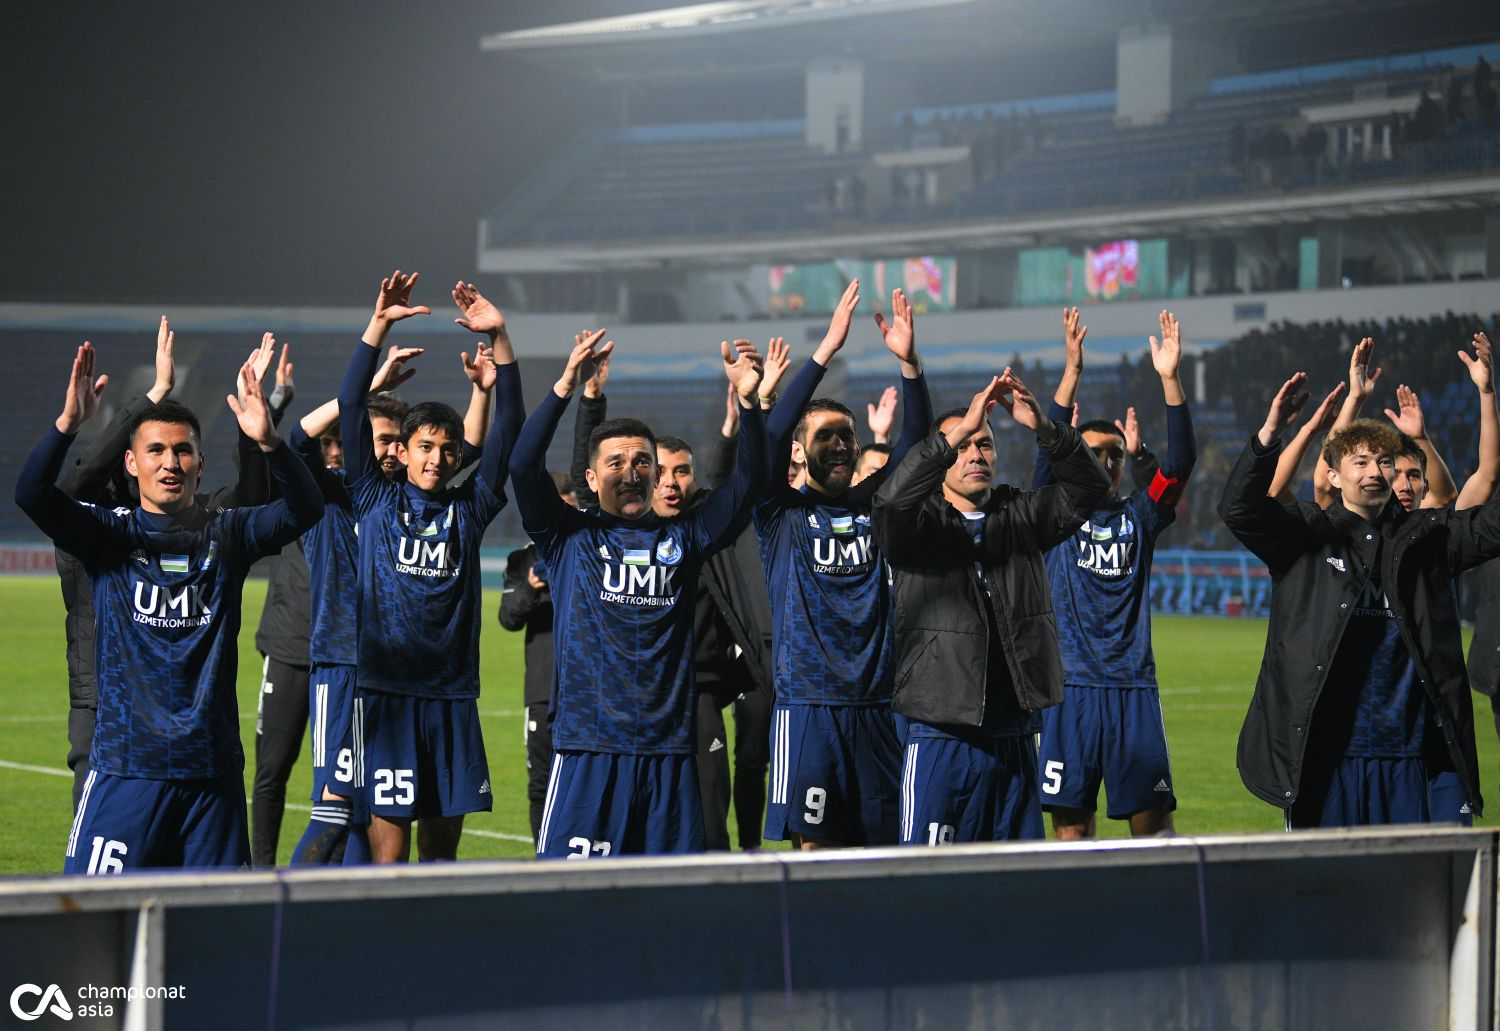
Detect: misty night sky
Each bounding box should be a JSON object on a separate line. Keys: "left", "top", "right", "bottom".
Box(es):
{"left": 2, "top": 1, "right": 669, "bottom": 308}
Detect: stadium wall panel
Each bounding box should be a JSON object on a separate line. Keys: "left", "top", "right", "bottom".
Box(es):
{"left": 0, "top": 828, "right": 1491, "bottom": 1030}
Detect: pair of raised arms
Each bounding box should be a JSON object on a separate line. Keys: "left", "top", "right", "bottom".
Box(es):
{"left": 56, "top": 320, "right": 294, "bottom": 450}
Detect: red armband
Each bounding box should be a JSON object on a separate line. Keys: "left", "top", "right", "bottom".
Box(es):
{"left": 1148, "top": 469, "right": 1185, "bottom": 506}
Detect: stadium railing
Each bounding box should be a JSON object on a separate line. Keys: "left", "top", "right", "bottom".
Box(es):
{"left": 0, "top": 827, "right": 1490, "bottom": 1029}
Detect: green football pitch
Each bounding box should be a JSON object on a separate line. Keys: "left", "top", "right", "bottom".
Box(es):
{"left": 0, "top": 575, "right": 1494, "bottom": 873}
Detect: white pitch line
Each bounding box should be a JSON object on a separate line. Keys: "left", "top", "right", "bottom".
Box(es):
{"left": 0, "top": 715, "right": 67, "bottom": 722}
{"left": 0, "top": 759, "right": 72, "bottom": 778}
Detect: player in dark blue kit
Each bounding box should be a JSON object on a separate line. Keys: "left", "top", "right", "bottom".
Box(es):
{"left": 755, "top": 281, "right": 933, "bottom": 848}
{"left": 16, "top": 342, "right": 323, "bottom": 873}
{"left": 510, "top": 330, "right": 770, "bottom": 858}
{"left": 340, "top": 271, "right": 523, "bottom": 864}
{"left": 282, "top": 350, "right": 422, "bottom": 864}
{"left": 875, "top": 370, "right": 1110, "bottom": 844}
{"left": 1035, "top": 308, "right": 1197, "bottom": 839}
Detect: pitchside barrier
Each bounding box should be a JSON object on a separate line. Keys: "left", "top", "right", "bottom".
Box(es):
{"left": 0, "top": 827, "right": 1493, "bottom": 1030}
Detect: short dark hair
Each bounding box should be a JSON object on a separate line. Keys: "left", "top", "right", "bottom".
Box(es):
{"left": 656, "top": 435, "right": 694, "bottom": 458}
{"left": 549, "top": 470, "right": 575, "bottom": 496}
{"left": 588, "top": 417, "right": 656, "bottom": 464}
{"left": 794, "top": 398, "right": 854, "bottom": 443}
{"left": 1394, "top": 432, "right": 1427, "bottom": 473}
{"left": 931, "top": 407, "right": 970, "bottom": 434}
{"left": 858, "top": 442, "right": 891, "bottom": 460}
{"left": 1078, "top": 419, "right": 1123, "bottom": 442}
{"left": 129, "top": 400, "right": 201, "bottom": 444}
{"left": 401, "top": 401, "right": 463, "bottom": 445}
{"left": 319, "top": 422, "right": 342, "bottom": 442}
{"left": 367, "top": 393, "right": 410, "bottom": 425}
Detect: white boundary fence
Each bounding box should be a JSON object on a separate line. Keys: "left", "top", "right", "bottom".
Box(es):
{"left": 0, "top": 827, "right": 1493, "bottom": 1030}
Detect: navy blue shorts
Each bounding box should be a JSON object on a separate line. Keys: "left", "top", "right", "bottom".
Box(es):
{"left": 64, "top": 770, "right": 249, "bottom": 874}
{"left": 765, "top": 703, "right": 901, "bottom": 846}
{"left": 1427, "top": 769, "right": 1474, "bottom": 826}
{"left": 309, "top": 664, "right": 359, "bottom": 803}
{"left": 354, "top": 690, "right": 492, "bottom": 820}
{"left": 1037, "top": 685, "right": 1175, "bottom": 819}
{"left": 536, "top": 751, "right": 704, "bottom": 858}
{"left": 899, "top": 727, "right": 1043, "bottom": 844}
{"left": 1289, "top": 756, "right": 1430, "bottom": 828}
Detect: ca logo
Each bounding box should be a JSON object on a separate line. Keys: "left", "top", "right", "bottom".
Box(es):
{"left": 9, "top": 983, "right": 73, "bottom": 1021}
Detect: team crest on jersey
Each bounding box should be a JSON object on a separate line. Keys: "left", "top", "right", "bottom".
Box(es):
{"left": 855, "top": 513, "right": 871, "bottom": 526}
{"left": 655, "top": 537, "right": 683, "bottom": 566}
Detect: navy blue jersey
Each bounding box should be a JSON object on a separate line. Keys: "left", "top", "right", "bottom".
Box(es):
{"left": 1322, "top": 565, "right": 1426, "bottom": 758}
{"left": 16, "top": 429, "right": 322, "bottom": 779}
{"left": 1045, "top": 492, "right": 1171, "bottom": 689}
{"left": 757, "top": 360, "right": 932, "bottom": 705}
{"left": 509, "top": 390, "right": 769, "bottom": 755}
{"left": 1035, "top": 399, "right": 1194, "bottom": 690}
{"left": 289, "top": 425, "right": 359, "bottom": 668}
{"left": 338, "top": 342, "right": 523, "bottom": 700}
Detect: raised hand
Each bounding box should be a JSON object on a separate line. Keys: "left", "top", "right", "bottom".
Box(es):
{"left": 1114, "top": 406, "right": 1141, "bottom": 456}
{"left": 721, "top": 382, "right": 741, "bottom": 436}
{"left": 237, "top": 332, "right": 278, "bottom": 408}
{"left": 462, "top": 341, "right": 498, "bottom": 392}
{"left": 1150, "top": 309, "right": 1182, "bottom": 381}
{"left": 149, "top": 316, "right": 175, "bottom": 403}
{"left": 874, "top": 287, "right": 917, "bottom": 368}
{"left": 1063, "top": 306, "right": 1087, "bottom": 372}
{"left": 371, "top": 346, "right": 424, "bottom": 393}
{"left": 722, "top": 339, "right": 764, "bottom": 402}
{"left": 943, "top": 375, "right": 1004, "bottom": 449}
{"left": 1348, "top": 337, "right": 1380, "bottom": 400}
{"left": 758, "top": 336, "right": 791, "bottom": 400}
{"left": 56, "top": 342, "right": 108, "bottom": 434}
{"left": 582, "top": 330, "right": 613, "bottom": 399}
{"left": 226, "top": 359, "right": 277, "bottom": 448}
{"left": 813, "top": 279, "right": 860, "bottom": 365}
{"left": 452, "top": 281, "right": 507, "bottom": 341}
{"left": 1460, "top": 332, "right": 1494, "bottom": 393}
{"left": 866, "top": 386, "right": 898, "bottom": 444}
{"left": 1384, "top": 384, "right": 1427, "bottom": 439}
{"left": 1306, "top": 382, "right": 1347, "bottom": 436}
{"left": 996, "top": 368, "right": 1053, "bottom": 442}
{"left": 275, "top": 342, "right": 294, "bottom": 390}
{"left": 1257, "top": 372, "right": 1311, "bottom": 446}
{"left": 373, "top": 270, "right": 431, "bottom": 324}
{"left": 555, "top": 329, "right": 613, "bottom": 399}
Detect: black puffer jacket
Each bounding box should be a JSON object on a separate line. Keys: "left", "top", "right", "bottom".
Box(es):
{"left": 872, "top": 422, "right": 1108, "bottom": 725}
{"left": 1218, "top": 435, "right": 1500, "bottom": 815}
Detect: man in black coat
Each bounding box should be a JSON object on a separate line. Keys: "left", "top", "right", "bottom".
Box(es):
{"left": 1219, "top": 373, "right": 1500, "bottom": 826}
{"left": 872, "top": 370, "right": 1108, "bottom": 843}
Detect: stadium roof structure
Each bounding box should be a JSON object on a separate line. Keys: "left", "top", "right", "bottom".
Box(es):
{"left": 483, "top": 0, "right": 1500, "bottom": 82}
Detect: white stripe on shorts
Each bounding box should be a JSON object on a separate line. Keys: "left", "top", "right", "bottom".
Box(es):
{"left": 313, "top": 681, "right": 329, "bottom": 768}
{"left": 66, "top": 769, "right": 97, "bottom": 859}
{"left": 901, "top": 742, "right": 919, "bottom": 841}
{"left": 352, "top": 697, "right": 365, "bottom": 789}
{"left": 537, "top": 754, "right": 563, "bottom": 854}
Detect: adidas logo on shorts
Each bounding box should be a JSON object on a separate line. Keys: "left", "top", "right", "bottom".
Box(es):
{"left": 709, "top": 737, "right": 725, "bottom": 752}
{"left": 478, "top": 779, "right": 491, "bottom": 795}
{"left": 1154, "top": 779, "right": 1171, "bottom": 792}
